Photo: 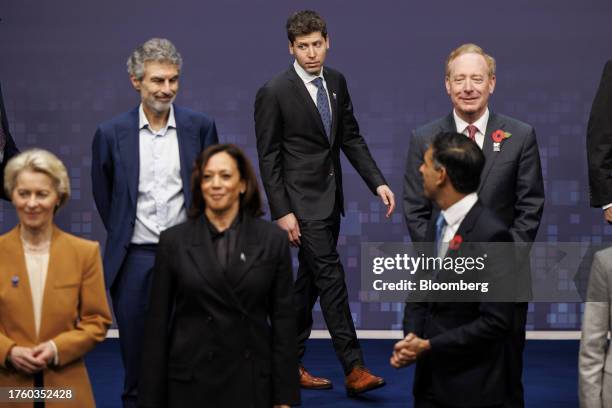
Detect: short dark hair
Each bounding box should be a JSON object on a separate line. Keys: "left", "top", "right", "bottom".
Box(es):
{"left": 431, "top": 132, "right": 485, "bottom": 194}
{"left": 189, "top": 144, "right": 264, "bottom": 218}
{"left": 286, "top": 10, "right": 327, "bottom": 43}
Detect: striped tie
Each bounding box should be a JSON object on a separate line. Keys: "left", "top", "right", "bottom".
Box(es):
{"left": 466, "top": 124, "right": 478, "bottom": 142}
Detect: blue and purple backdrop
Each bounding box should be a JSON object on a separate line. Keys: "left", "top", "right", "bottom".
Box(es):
{"left": 2, "top": 0, "right": 611, "bottom": 331}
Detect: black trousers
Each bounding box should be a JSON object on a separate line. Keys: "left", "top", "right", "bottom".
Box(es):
{"left": 294, "top": 209, "right": 363, "bottom": 375}
{"left": 504, "top": 302, "right": 528, "bottom": 408}
{"left": 34, "top": 372, "right": 44, "bottom": 408}
{"left": 415, "top": 397, "right": 503, "bottom": 408}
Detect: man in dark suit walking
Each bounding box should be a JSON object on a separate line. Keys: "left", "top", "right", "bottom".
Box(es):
{"left": 587, "top": 60, "right": 612, "bottom": 223}
{"left": 91, "top": 38, "right": 218, "bottom": 408}
{"left": 393, "top": 132, "right": 515, "bottom": 408}
{"left": 0, "top": 81, "right": 19, "bottom": 201}
{"left": 403, "top": 43, "right": 544, "bottom": 407}
{"left": 254, "top": 10, "right": 395, "bottom": 396}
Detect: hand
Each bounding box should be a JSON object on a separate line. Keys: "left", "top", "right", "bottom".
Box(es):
{"left": 604, "top": 207, "right": 612, "bottom": 224}
{"left": 8, "top": 346, "right": 46, "bottom": 374}
{"left": 376, "top": 185, "right": 395, "bottom": 218}
{"left": 390, "top": 333, "right": 430, "bottom": 369}
{"left": 273, "top": 405, "right": 290, "bottom": 408}
{"left": 32, "top": 341, "right": 56, "bottom": 367}
{"left": 276, "top": 213, "right": 301, "bottom": 247}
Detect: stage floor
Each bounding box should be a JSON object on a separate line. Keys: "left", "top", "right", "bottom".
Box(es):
{"left": 87, "top": 339, "right": 578, "bottom": 407}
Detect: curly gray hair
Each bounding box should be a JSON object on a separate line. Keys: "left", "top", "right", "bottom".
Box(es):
{"left": 127, "top": 38, "right": 183, "bottom": 80}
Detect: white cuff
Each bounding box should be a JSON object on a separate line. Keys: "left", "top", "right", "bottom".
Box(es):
{"left": 603, "top": 203, "right": 612, "bottom": 210}
{"left": 48, "top": 340, "right": 59, "bottom": 366}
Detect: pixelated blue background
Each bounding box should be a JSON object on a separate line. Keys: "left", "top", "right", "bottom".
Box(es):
{"left": 1, "top": 0, "right": 611, "bottom": 330}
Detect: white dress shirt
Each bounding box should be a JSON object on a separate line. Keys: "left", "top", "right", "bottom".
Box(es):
{"left": 132, "top": 104, "right": 186, "bottom": 244}
{"left": 453, "top": 109, "right": 489, "bottom": 150}
{"left": 22, "top": 239, "right": 59, "bottom": 364}
{"left": 438, "top": 192, "right": 478, "bottom": 258}
{"left": 293, "top": 60, "right": 332, "bottom": 116}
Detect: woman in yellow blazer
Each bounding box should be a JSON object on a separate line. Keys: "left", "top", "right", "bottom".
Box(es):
{"left": 0, "top": 149, "right": 111, "bottom": 408}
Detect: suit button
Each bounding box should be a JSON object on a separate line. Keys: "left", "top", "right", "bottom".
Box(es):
{"left": 244, "top": 349, "right": 251, "bottom": 359}
{"left": 208, "top": 351, "right": 214, "bottom": 360}
{"left": 329, "top": 171, "right": 334, "bottom": 176}
{"left": 207, "top": 315, "right": 213, "bottom": 323}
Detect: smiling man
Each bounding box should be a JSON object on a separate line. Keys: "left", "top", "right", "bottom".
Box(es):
{"left": 91, "top": 38, "right": 218, "bottom": 408}
{"left": 403, "top": 43, "right": 544, "bottom": 408}
{"left": 255, "top": 10, "right": 394, "bottom": 397}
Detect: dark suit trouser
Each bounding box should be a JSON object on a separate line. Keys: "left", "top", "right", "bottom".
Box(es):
{"left": 294, "top": 209, "right": 363, "bottom": 375}
{"left": 415, "top": 397, "right": 503, "bottom": 408}
{"left": 110, "top": 245, "right": 156, "bottom": 408}
{"left": 504, "top": 302, "right": 527, "bottom": 408}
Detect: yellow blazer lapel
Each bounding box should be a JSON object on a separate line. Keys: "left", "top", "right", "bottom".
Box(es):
{"left": 0, "top": 226, "right": 37, "bottom": 344}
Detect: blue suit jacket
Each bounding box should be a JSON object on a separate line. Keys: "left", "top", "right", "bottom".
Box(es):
{"left": 91, "top": 105, "right": 218, "bottom": 288}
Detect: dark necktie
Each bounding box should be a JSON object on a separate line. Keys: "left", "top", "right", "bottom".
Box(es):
{"left": 466, "top": 124, "right": 478, "bottom": 142}
{"left": 312, "top": 77, "right": 331, "bottom": 138}
{"left": 434, "top": 213, "right": 447, "bottom": 258}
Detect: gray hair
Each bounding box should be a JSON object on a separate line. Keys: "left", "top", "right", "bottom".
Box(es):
{"left": 3, "top": 149, "right": 71, "bottom": 209}
{"left": 127, "top": 38, "right": 183, "bottom": 80}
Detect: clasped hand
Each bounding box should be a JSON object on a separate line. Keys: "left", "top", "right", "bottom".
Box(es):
{"left": 389, "top": 333, "right": 430, "bottom": 369}
{"left": 8, "top": 342, "right": 55, "bottom": 374}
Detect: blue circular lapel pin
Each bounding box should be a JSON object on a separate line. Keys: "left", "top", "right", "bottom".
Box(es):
{"left": 11, "top": 275, "right": 19, "bottom": 288}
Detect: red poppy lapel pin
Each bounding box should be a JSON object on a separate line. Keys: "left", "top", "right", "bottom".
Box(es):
{"left": 491, "top": 129, "right": 512, "bottom": 152}
{"left": 449, "top": 234, "right": 463, "bottom": 251}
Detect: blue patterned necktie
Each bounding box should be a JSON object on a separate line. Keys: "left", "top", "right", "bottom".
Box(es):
{"left": 434, "top": 213, "right": 447, "bottom": 257}
{"left": 311, "top": 77, "right": 331, "bottom": 139}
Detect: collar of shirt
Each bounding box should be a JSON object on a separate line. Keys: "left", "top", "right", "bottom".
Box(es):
{"left": 453, "top": 108, "right": 489, "bottom": 137}
{"left": 207, "top": 213, "right": 242, "bottom": 240}
{"left": 293, "top": 60, "right": 325, "bottom": 86}
{"left": 138, "top": 103, "right": 176, "bottom": 135}
{"left": 441, "top": 192, "right": 478, "bottom": 232}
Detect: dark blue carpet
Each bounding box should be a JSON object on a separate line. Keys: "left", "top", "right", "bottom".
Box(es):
{"left": 87, "top": 339, "right": 579, "bottom": 407}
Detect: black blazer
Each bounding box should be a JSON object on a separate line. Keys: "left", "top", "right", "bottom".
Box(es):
{"left": 138, "top": 215, "right": 300, "bottom": 408}
{"left": 254, "top": 65, "right": 386, "bottom": 220}
{"left": 403, "top": 112, "right": 544, "bottom": 243}
{"left": 403, "top": 201, "right": 515, "bottom": 407}
{"left": 0, "top": 81, "right": 19, "bottom": 201}
{"left": 587, "top": 60, "right": 612, "bottom": 207}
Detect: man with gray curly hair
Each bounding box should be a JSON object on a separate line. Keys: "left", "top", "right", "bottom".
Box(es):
{"left": 91, "top": 37, "right": 218, "bottom": 408}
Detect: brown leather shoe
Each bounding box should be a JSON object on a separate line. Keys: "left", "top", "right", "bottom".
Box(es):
{"left": 345, "top": 366, "right": 386, "bottom": 397}
{"left": 299, "top": 365, "right": 333, "bottom": 390}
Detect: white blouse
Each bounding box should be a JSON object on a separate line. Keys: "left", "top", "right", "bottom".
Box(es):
{"left": 21, "top": 238, "right": 58, "bottom": 363}
{"left": 22, "top": 240, "right": 50, "bottom": 337}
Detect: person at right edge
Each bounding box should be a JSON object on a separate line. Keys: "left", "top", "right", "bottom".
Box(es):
{"left": 403, "top": 43, "right": 545, "bottom": 407}
{"left": 254, "top": 10, "right": 395, "bottom": 396}
{"left": 587, "top": 60, "right": 612, "bottom": 223}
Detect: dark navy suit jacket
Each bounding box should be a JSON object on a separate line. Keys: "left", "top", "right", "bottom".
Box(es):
{"left": 403, "top": 201, "right": 515, "bottom": 407}
{"left": 0, "top": 81, "right": 19, "bottom": 201}
{"left": 91, "top": 105, "right": 218, "bottom": 288}
{"left": 403, "top": 112, "right": 544, "bottom": 244}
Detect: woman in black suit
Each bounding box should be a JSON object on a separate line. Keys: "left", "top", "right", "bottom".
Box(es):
{"left": 138, "top": 144, "right": 300, "bottom": 408}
